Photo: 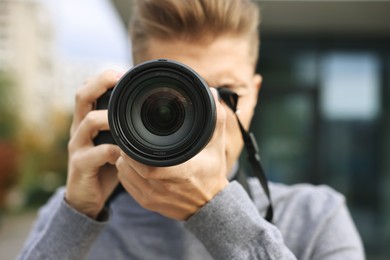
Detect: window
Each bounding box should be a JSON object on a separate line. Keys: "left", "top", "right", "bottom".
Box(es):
{"left": 252, "top": 37, "right": 390, "bottom": 258}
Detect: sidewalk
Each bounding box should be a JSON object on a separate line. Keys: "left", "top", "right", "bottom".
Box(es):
{"left": 0, "top": 211, "right": 37, "bottom": 260}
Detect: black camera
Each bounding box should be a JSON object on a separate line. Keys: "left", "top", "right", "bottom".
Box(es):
{"left": 94, "top": 59, "right": 216, "bottom": 167}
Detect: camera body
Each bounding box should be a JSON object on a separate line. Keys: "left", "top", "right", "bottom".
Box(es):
{"left": 94, "top": 59, "right": 216, "bottom": 167}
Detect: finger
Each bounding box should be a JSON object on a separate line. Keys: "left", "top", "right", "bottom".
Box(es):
{"left": 71, "top": 70, "right": 122, "bottom": 135}
{"left": 72, "top": 144, "right": 121, "bottom": 172}
{"left": 208, "top": 88, "right": 227, "bottom": 146}
{"left": 118, "top": 152, "right": 156, "bottom": 179}
{"left": 116, "top": 156, "right": 148, "bottom": 198}
{"left": 69, "top": 110, "right": 110, "bottom": 150}
{"left": 119, "top": 151, "right": 186, "bottom": 181}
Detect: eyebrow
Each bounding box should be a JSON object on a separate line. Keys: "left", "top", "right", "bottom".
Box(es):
{"left": 215, "top": 83, "right": 248, "bottom": 92}
{"left": 205, "top": 79, "right": 247, "bottom": 89}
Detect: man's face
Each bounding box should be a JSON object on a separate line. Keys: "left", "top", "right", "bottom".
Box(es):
{"left": 145, "top": 36, "right": 262, "bottom": 174}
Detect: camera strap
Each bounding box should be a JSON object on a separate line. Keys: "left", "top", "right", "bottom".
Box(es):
{"left": 218, "top": 88, "right": 273, "bottom": 223}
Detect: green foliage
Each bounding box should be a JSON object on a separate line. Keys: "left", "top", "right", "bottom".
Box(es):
{"left": 18, "top": 112, "right": 71, "bottom": 208}
{"left": 0, "top": 72, "right": 70, "bottom": 210}
{"left": 0, "top": 72, "right": 19, "bottom": 139}
{"left": 0, "top": 72, "right": 20, "bottom": 209}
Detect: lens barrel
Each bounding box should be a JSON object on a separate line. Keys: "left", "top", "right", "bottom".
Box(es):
{"left": 102, "top": 59, "right": 216, "bottom": 167}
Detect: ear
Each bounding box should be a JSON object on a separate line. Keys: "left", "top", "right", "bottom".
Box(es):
{"left": 253, "top": 74, "right": 262, "bottom": 92}
{"left": 252, "top": 74, "right": 262, "bottom": 103}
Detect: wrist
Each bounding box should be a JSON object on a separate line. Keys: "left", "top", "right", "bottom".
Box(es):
{"left": 209, "top": 177, "right": 229, "bottom": 201}
{"left": 64, "top": 193, "right": 103, "bottom": 220}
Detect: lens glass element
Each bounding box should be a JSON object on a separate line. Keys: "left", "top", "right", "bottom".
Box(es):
{"left": 141, "top": 91, "right": 185, "bottom": 136}
{"left": 126, "top": 83, "right": 195, "bottom": 148}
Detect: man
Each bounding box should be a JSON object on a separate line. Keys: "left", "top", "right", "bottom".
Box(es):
{"left": 19, "top": 0, "right": 364, "bottom": 259}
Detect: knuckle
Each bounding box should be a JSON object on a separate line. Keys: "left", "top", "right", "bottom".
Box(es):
{"left": 141, "top": 168, "right": 161, "bottom": 180}
{"left": 83, "top": 111, "right": 100, "bottom": 127}
{"left": 162, "top": 182, "right": 176, "bottom": 193}
{"left": 117, "top": 166, "right": 125, "bottom": 179}
{"left": 116, "top": 157, "right": 125, "bottom": 170}
{"left": 67, "top": 139, "right": 76, "bottom": 152}
{"left": 75, "top": 88, "right": 87, "bottom": 103}
{"left": 69, "top": 151, "right": 83, "bottom": 166}
{"left": 69, "top": 123, "right": 76, "bottom": 137}
{"left": 98, "top": 69, "right": 117, "bottom": 84}
{"left": 67, "top": 134, "right": 83, "bottom": 154}
{"left": 104, "top": 145, "right": 119, "bottom": 160}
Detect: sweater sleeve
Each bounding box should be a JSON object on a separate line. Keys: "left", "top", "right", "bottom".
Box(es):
{"left": 184, "top": 181, "right": 297, "bottom": 260}
{"left": 17, "top": 188, "right": 108, "bottom": 260}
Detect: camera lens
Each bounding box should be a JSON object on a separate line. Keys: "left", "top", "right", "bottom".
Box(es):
{"left": 108, "top": 59, "right": 216, "bottom": 167}
{"left": 141, "top": 90, "right": 185, "bottom": 136}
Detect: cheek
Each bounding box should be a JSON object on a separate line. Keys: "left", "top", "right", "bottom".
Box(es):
{"left": 224, "top": 111, "right": 244, "bottom": 162}
{"left": 222, "top": 92, "right": 257, "bottom": 167}
{"left": 237, "top": 96, "right": 256, "bottom": 130}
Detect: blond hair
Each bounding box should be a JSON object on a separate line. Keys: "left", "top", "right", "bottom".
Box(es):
{"left": 129, "top": 0, "right": 260, "bottom": 65}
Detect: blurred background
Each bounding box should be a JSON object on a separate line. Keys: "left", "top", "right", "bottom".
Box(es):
{"left": 0, "top": 0, "right": 389, "bottom": 259}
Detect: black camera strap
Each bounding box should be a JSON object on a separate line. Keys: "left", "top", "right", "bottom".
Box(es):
{"left": 218, "top": 88, "right": 273, "bottom": 223}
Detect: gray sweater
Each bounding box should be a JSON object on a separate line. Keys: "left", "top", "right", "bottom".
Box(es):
{"left": 18, "top": 179, "right": 364, "bottom": 260}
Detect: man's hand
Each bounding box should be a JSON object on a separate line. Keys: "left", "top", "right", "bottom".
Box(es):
{"left": 66, "top": 70, "right": 122, "bottom": 219}
{"left": 116, "top": 89, "right": 229, "bottom": 220}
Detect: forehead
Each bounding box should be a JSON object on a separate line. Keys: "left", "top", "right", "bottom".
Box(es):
{"left": 145, "top": 37, "right": 254, "bottom": 85}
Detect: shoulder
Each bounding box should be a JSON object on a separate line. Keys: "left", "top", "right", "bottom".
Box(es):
{"left": 248, "top": 179, "right": 355, "bottom": 252}
{"left": 272, "top": 182, "right": 344, "bottom": 210}
{"left": 248, "top": 178, "right": 345, "bottom": 223}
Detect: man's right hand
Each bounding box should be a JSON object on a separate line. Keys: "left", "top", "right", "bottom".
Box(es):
{"left": 65, "top": 70, "right": 122, "bottom": 219}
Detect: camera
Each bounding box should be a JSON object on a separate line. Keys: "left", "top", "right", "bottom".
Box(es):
{"left": 94, "top": 59, "right": 216, "bottom": 167}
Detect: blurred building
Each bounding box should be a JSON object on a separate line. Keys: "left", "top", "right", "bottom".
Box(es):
{"left": 0, "top": 0, "right": 57, "bottom": 137}
{"left": 0, "top": 0, "right": 130, "bottom": 143}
